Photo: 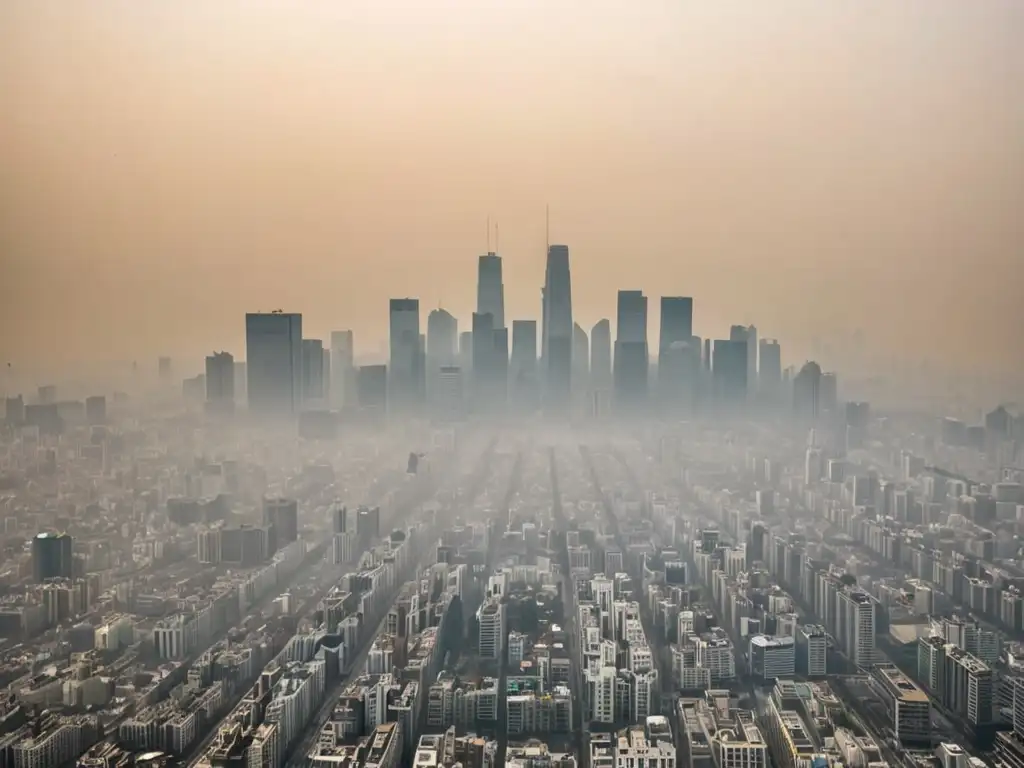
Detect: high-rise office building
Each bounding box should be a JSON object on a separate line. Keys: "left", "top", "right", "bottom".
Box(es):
{"left": 458, "top": 331, "right": 473, "bottom": 375}
{"left": 730, "top": 324, "right": 757, "bottom": 396}
{"left": 233, "top": 361, "right": 247, "bottom": 403}
{"left": 477, "top": 253, "right": 505, "bottom": 330}
{"left": 510, "top": 320, "right": 537, "bottom": 379}
{"left": 590, "top": 319, "right": 612, "bottom": 392}
{"left": 32, "top": 532, "right": 73, "bottom": 583}
{"left": 659, "top": 297, "right": 693, "bottom": 352}
{"left": 435, "top": 366, "right": 465, "bottom": 422}
{"left": 658, "top": 297, "right": 696, "bottom": 410}
{"left": 427, "top": 309, "right": 458, "bottom": 407}
{"left": 821, "top": 372, "right": 839, "bottom": 414}
{"left": 205, "top": 351, "right": 235, "bottom": 413}
{"left": 330, "top": 330, "right": 355, "bottom": 410}
{"left": 659, "top": 338, "right": 700, "bottom": 415}
{"left": 493, "top": 327, "right": 509, "bottom": 411}
{"left": 262, "top": 497, "right": 299, "bottom": 555}
{"left": 542, "top": 244, "right": 573, "bottom": 414}
{"left": 158, "top": 357, "right": 172, "bottom": 382}
{"left": 793, "top": 361, "right": 822, "bottom": 424}
{"left": 246, "top": 311, "right": 303, "bottom": 415}
{"left": 301, "top": 339, "right": 326, "bottom": 403}
{"left": 357, "top": 364, "right": 387, "bottom": 421}
{"left": 427, "top": 309, "right": 458, "bottom": 368}
{"left": 389, "top": 299, "right": 422, "bottom": 409}
{"left": 510, "top": 320, "right": 538, "bottom": 411}
{"left": 472, "top": 312, "right": 495, "bottom": 411}
{"left": 758, "top": 339, "right": 782, "bottom": 402}
{"left": 614, "top": 290, "right": 648, "bottom": 409}
{"left": 838, "top": 588, "right": 876, "bottom": 667}
{"left": 712, "top": 339, "right": 748, "bottom": 408}
{"left": 573, "top": 322, "right": 589, "bottom": 394}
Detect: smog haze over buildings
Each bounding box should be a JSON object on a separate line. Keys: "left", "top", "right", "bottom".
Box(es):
{"left": 1, "top": 4, "right": 1024, "bottom": 768}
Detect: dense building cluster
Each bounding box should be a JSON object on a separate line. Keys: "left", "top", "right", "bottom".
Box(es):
{"left": 3, "top": 243, "right": 1024, "bottom": 768}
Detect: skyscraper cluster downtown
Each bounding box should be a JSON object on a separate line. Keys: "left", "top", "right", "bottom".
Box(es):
{"left": 218, "top": 245, "right": 830, "bottom": 426}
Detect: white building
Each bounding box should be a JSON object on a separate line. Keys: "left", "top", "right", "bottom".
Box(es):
{"left": 838, "top": 589, "right": 876, "bottom": 667}
{"left": 477, "top": 598, "right": 506, "bottom": 661}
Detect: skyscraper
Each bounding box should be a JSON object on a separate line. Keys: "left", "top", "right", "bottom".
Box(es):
{"left": 330, "top": 330, "right": 355, "bottom": 410}
{"left": 758, "top": 339, "right": 782, "bottom": 390}
{"left": 510, "top": 319, "right": 538, "bottom": 411}
{"left": 435, "top": 365, "right": 465, "bottom": 422}
{"left": 658, "top": 297, "right": 696, "bottom": 410}
{"left": 659, "top": 297, "right": 693, "bottom": 352}
{"left": 542, "top": 245, "right": 573, "bottom": 414}
{"left": 573, "top": 322, "right": 589, "bottom": 395}
{"left": 234, "top": 361, "right": 247, "bottom": 403}
{"left": 205, "top": 351, "right": 235, "bottom": 412}
{"left": 427, "top": 309, "right": 458, "bottom": 367}
{"left": 793, "top": 361, "right": 822, "bottom": 424}
{"left": 301, "top": 339, "right": 326, "bottom": 403}
{"left": 820, "top": 371, "right": 838, "bottom": 416}
{"left": 614, "top": 290, "right": 648, "bottom": 409}
{"left": 32, "top": 532, "right": 73, "bottom": 583}
{"left": 712, "top": 339, "right": 748, "bottom": 409}
{"left": 590, "top": 319, "right": 612, "bottom": 392}
{"left": 389, "top": 299, "right": 422, "bottom": 409}
{"left": 246, "top": 311, "right": 303, "bottom": 415}
{"left": 262, "top": 497, "right": 299, "bottom": 555}
{"left": 477, "top": 253, "right": 505, "bottom": 330}
{"left": 493, "top": 326, "right": 509, "bottom": 411}
{"left": 458, "top": 331, "right": 473, "bottom": 375}
{"left": 472, "top": 312, "right": 495, "bottom": 411}
{"left": 659, "top": 339, "right": 700, "bottom": 415}
{"left": 757, "top": 338, "right": 782, "bottom": 410}
{"left": 730, "top": 324, "right": 758, "bottom": 395}
{"left": 357, "top": 364, "right": 387, "bottom": 421}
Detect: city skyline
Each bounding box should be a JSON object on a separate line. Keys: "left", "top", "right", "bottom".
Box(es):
{"left": 2, "top": 4, "right": 1024, "bottom": 764}
{"left": 2, "top": 3, "right": 1022, "bottom": 383}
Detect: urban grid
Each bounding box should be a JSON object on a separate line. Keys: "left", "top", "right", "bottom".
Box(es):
{"left": 2, "top": 243, "right": 1024, "bottom": 768}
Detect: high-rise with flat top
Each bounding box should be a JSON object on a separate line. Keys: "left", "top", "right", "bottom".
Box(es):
{"left": 477, "top": 253, "right": 505, "bottom": 330}
{"left": 510, "top": 320, "right": 538, "bottom": 412}
{"left": 33, "top": 532, "right": 73, "bottom": 583}
{"left": 330, "top": 330, "right": 355, "bottom": 410}
{"left": 590, "top": 319, "right": 612, "bottom": 392}
{"left": 246, "top": 311, "right": 303, "bottom": 415}
{"left": 614, "top": 290, "right": 648, "bottom": 410}
{"left": 301, "top": 339, "right": 325, "bottom": 404}
{"left": 205, "top": 351, "right": 235, "bottom": 413}
{"left": 389, "top": 299, "right": 422, "bottom": 409}
{"left": 478, "top": 597, "right": 506, "bottom": 660}
{"left": 542, "top": 245, "right": 573, "bottom": 414}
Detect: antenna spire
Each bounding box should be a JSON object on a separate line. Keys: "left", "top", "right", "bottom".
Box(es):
{"left": 545, "top": 204, "right": 550, "bottom": 251}
{"left": 486, "top": 216, "right": 491, "bottom": 252}
{"left": 495, "top": 222, "right": 499, "bottom": 254}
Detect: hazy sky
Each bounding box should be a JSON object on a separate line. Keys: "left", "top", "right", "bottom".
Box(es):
{"left": 1, "top": 1, "right": 1022, "bottom": 378}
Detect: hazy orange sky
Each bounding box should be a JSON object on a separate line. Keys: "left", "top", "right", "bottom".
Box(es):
{"left": 1, "top": 1, "right": 1022, "bottom": 379}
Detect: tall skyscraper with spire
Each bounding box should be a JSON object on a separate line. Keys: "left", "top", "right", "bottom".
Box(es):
{"left": 477, "top": 254, "right": 505, "bottom": 330}
{"left": 542, "top": 244, "right": 573, "bottom": 413}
